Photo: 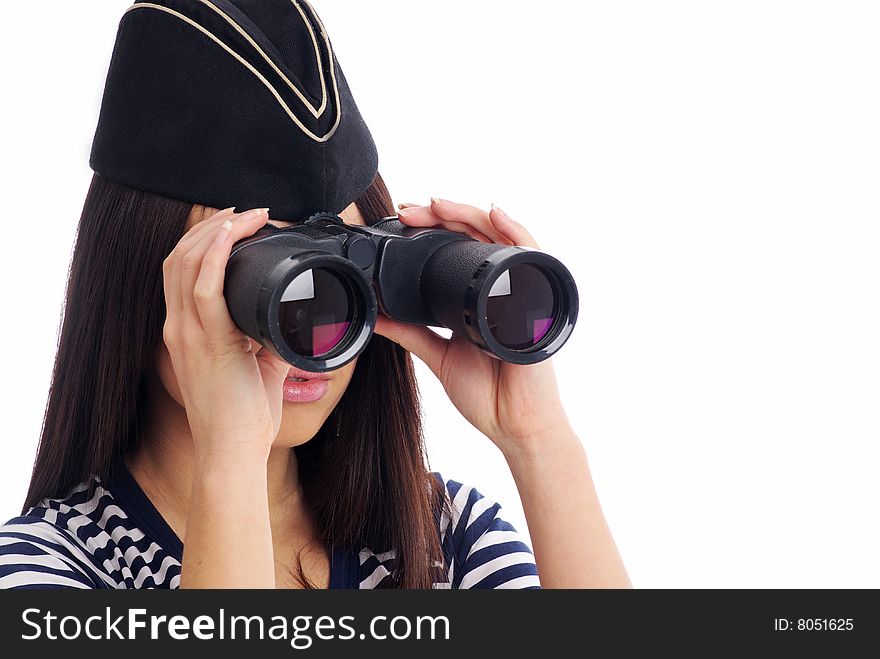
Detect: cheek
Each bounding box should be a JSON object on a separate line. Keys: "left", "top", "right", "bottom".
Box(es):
{"left": 330, "top": 359, "right": 358, "bottom": 398}
{"left": 313, "top": 358, "right": 358, "bottom": 409}
{"left": 155, "top": 341, "right": 358, "bottom": 412}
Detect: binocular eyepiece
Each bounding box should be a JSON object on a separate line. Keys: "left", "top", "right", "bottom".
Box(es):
{"left": 224, "top": 212, "right": 579, "bottom": 371}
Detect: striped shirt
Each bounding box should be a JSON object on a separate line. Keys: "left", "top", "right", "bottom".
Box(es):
{"left": 0, "top": 455, "right": 540, "bottom": 589}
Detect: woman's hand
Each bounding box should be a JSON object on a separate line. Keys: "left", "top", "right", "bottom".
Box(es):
{"left": 375, "top": 199, "right": 631, "bottom": 588}
{"left": 378, "top": 199, "right": 631, "bottom": 588}
{"left": 162, "top": 206, "right": 291, "bottom": 464}
{"left": 372, "top": 198, "right": 572, "bottom": 456}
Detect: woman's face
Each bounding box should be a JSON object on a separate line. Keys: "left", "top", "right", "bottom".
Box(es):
{"left": 153, "top": 202, "right": 366, "bottom": 448}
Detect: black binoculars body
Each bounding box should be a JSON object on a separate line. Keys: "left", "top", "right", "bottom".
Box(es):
{"left": 224, "top": 212, "right": 579, "bottom": 371}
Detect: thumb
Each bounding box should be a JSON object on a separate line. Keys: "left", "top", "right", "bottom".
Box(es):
{"left": 373, "top": 315, "right": 448, "bottom": 378}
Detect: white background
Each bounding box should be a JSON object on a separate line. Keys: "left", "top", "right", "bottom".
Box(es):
{"left": 1, "top": 1, "right": 878, "bottom": 588}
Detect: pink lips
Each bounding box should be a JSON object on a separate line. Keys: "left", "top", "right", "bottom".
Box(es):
{"left": 283, "top": 367, "right": 331, "bottom": 403}
{"left": 286, "top": 367, "right": 331, "bottom": 381}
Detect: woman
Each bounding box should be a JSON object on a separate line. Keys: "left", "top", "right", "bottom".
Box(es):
{"left": 0, "top": 0, "right": 629, "bottom": 589}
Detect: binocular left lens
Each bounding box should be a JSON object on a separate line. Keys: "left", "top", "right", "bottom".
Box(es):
{"left": 414, "top": 234, "right": 578, "bottom": 365}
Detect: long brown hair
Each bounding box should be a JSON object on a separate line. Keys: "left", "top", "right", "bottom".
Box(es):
{"left": 23, "top": 171, "right": 448, "bottom": 588}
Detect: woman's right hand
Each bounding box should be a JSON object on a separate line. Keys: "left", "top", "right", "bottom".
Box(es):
{"left": 161, "top": 206, "right": 290, "bottom": 464}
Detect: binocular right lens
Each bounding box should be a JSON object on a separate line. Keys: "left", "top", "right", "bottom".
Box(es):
{"left": 485, "top": 263, "right": 559, "bottom": 352}
{"left": 417, "top": 237, "right": 578, "bottom": 365}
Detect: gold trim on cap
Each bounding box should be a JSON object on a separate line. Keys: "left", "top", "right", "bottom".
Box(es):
{"left": 124, "top": 1, "right": 341, "bottom": 143}
{"left": 197, "top": 0, "right": 329, "bottom": 119}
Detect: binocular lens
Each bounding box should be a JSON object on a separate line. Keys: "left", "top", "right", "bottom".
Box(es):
{"left": 486, "top": 263, "right": 558, "bottom": 351}
{"left": 278, "top": 267, "right": 357, "bottom": 358}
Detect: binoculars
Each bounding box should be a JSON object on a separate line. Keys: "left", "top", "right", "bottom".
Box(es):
{"left": 224, "top": 212, "right": 579, "bottom": 371}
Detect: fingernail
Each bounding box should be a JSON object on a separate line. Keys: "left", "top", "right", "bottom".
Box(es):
{"left": 490, "top": 202, "right": 508, "bottom": 219}
{"left": 430, "top": 197, "right": 443, "bottom": 206}
{"left": 238, "top": 207, "right": 269, "bottom": 220}
{"left": 397, "top": 206, "right": 417, "bottom": 217}
{"left": 397, "top": 202, "right": 420, "bottom": 210}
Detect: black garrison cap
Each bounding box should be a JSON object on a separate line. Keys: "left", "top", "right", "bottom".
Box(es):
{"left": 89, "top": 0, "right": 379, "bottom": 220}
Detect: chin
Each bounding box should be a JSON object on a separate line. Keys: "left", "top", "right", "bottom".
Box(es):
{"left": 274, "top": 365, "right": 352, "bottom": 448}
{"left": 272, "top": 436, "right": 318, "bottom": 449}
{"left": 272, "top": 428, "right": 322, "bottom": 449}
{"left": 273, "top": 406, "right": 332, "bottom": 448}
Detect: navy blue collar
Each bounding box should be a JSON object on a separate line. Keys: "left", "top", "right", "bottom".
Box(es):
{"left": 106, "top": 453, "right": 184, "bottom": 561}
{"left": 106, "top": 453, "right": 360, "bottom": 589}
{"left": 330, "top": 545, "right": 361, "bottom": 589}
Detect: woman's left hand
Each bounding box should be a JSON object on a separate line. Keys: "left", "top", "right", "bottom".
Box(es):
{"left": 372, "top": 198, "right": 572, "bottom": 455}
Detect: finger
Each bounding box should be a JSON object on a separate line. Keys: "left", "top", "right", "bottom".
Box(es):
{"left": 489, "top": 203, "right": 541, "bottom": 249}
{"left": 396, "top": 207, "right": 493, "bottom": 242}
{"left": 438, "top": 220, "right": 493, "bottom": 243}
{"left": 397, "top": 201, "right": 519, "bottom": 246}
{"left": 165, "top": 206, "right": 254, "bottom": 333}
{"left": 373, "top": 315, "right": 448, "bottom": 379}
{"left": 176, "top": 205, "right": 239, "bottom": 253}
{"left": 168, "top": 206, "right": 240, "bottom": 314}
{"left": 429, "top": 198, "right": 514, "bottom": 246}
{"left": 162, "top": 245, "right": 183, "bottom": 337}
{"left": 203, "top": 206, "right": 238, "bottom": 224}
{"left": 166, "top": 212, "right": 238, "bottom": 330}
{"left": 192, "top": 218, "right": 246, "bottom": 338}
{"left": 178, "top": 206, "right": 237, "bottom": 251}
{"left": 190, "top": 206, "right": 272, "bottom": 336}
{"left": 180, "top": 207, "right": 269, "bottom": 330}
